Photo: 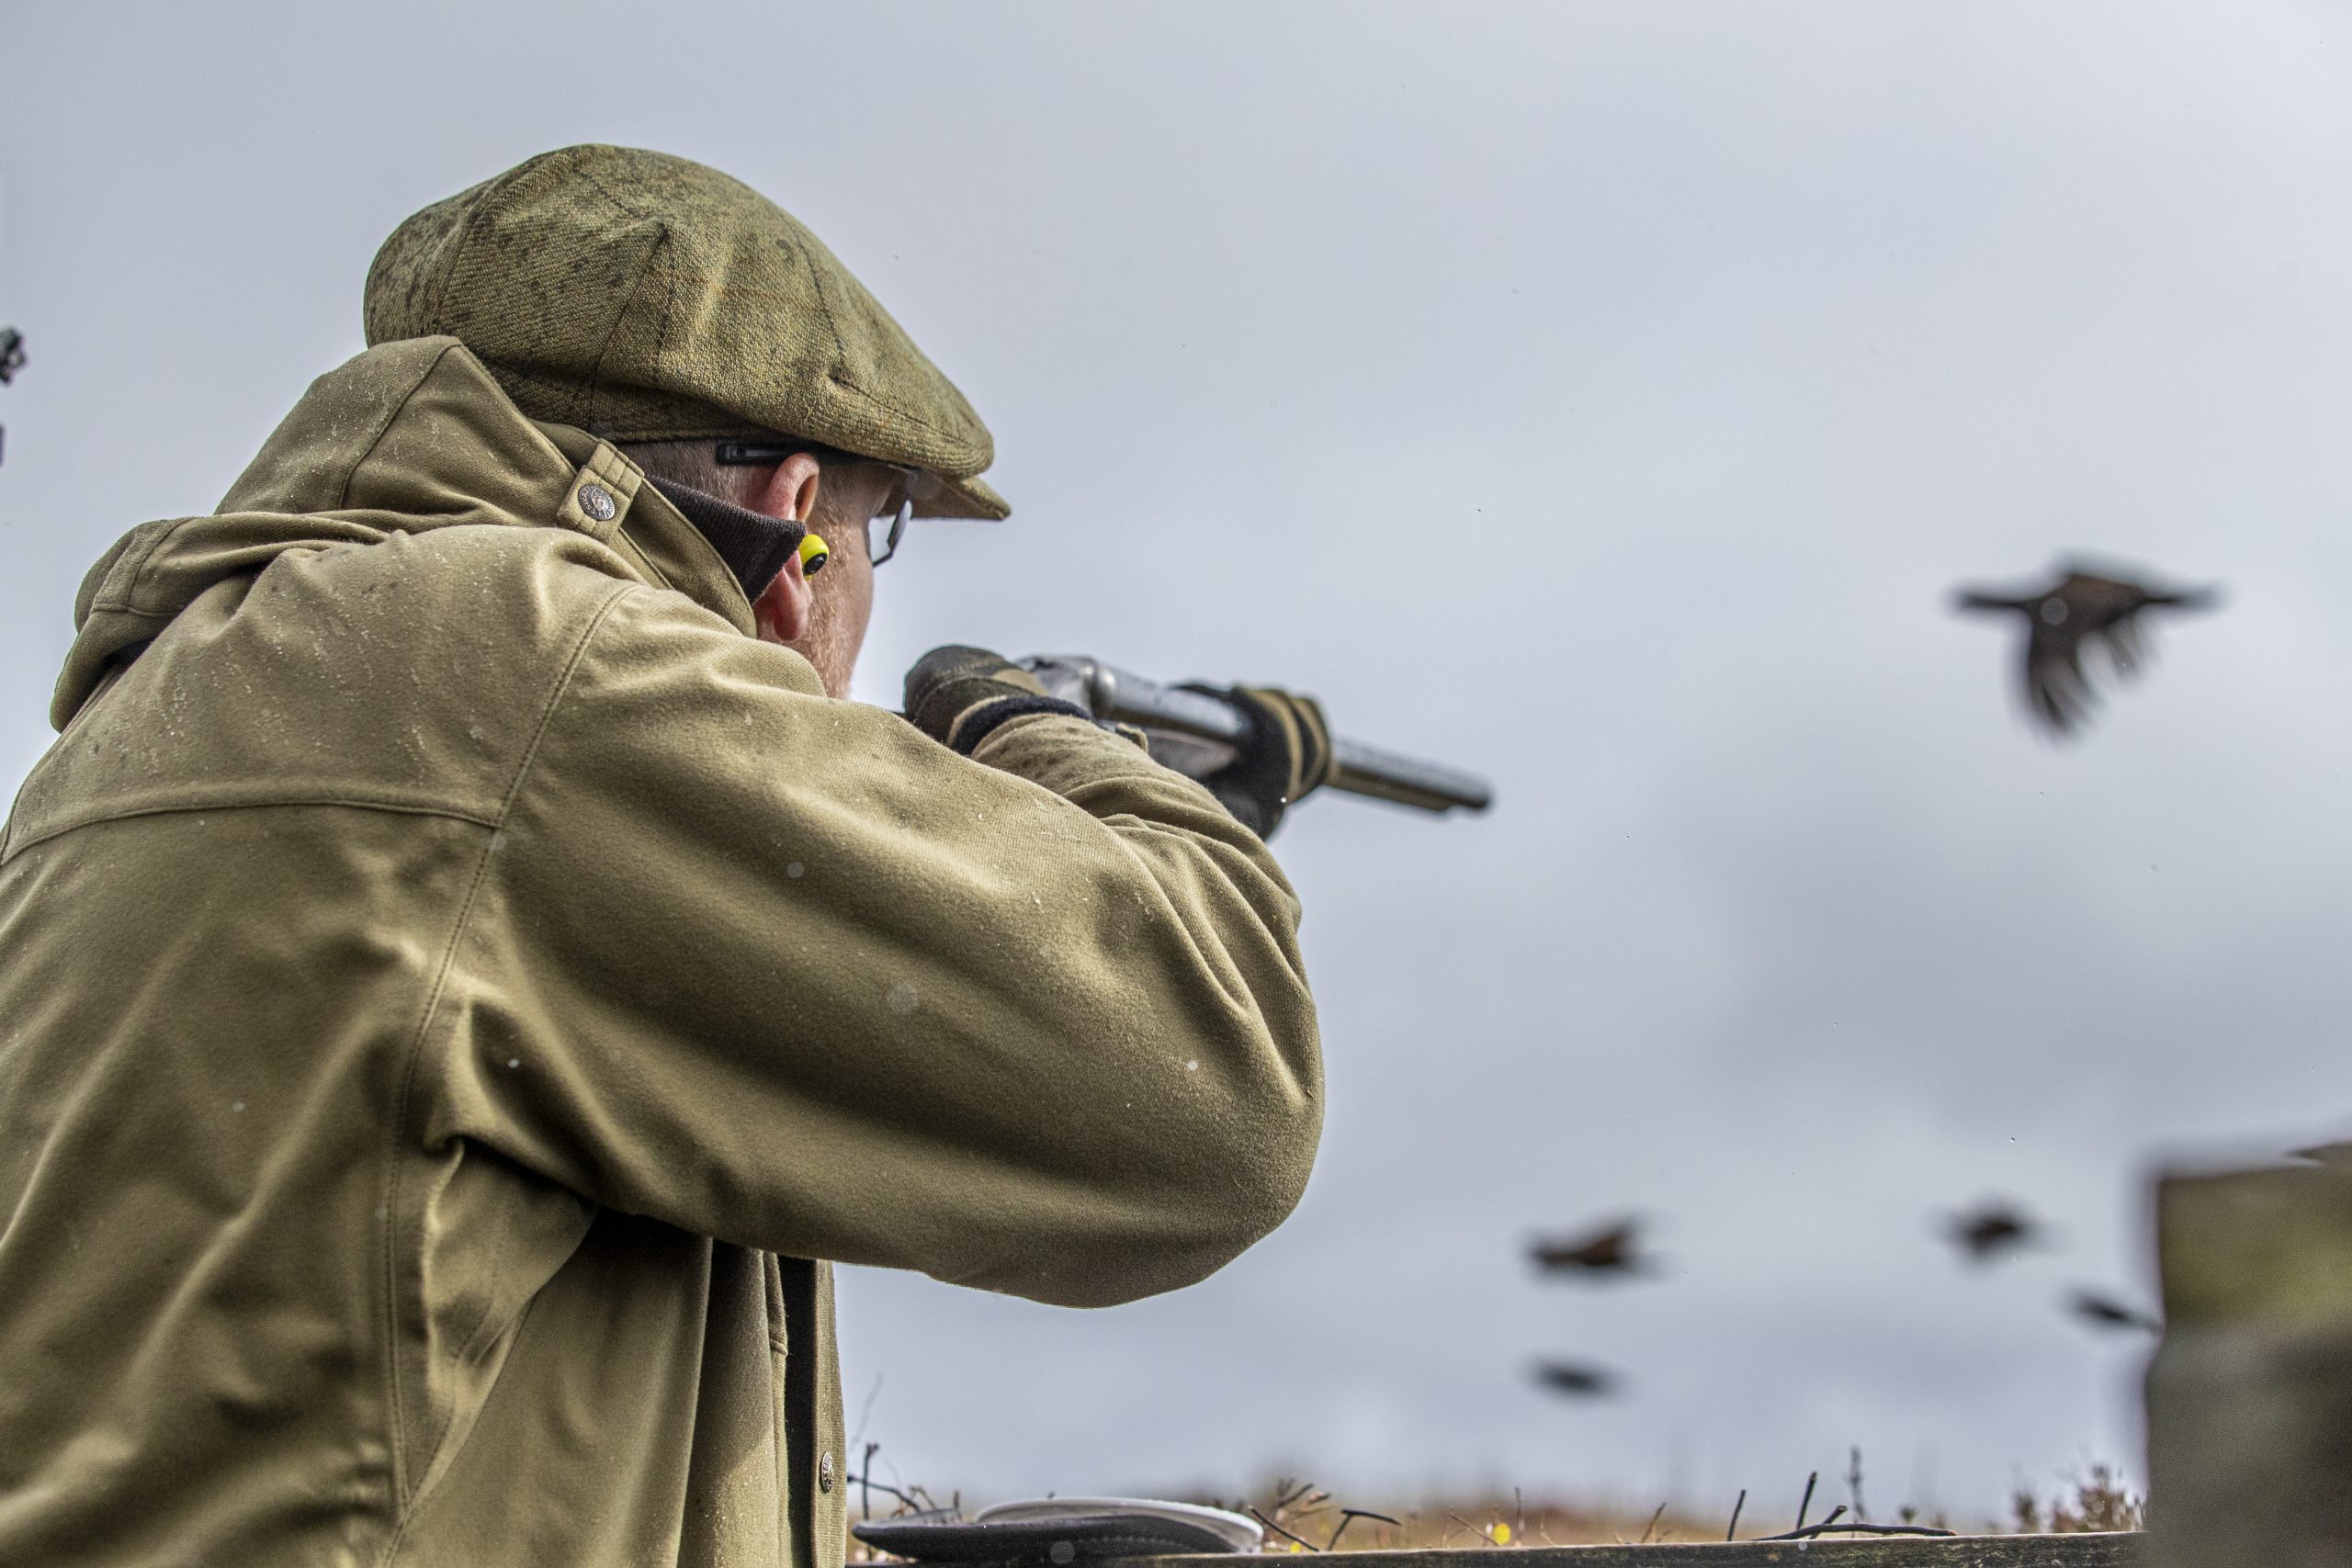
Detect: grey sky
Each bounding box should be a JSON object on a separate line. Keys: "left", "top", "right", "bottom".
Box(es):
{"left": 6, "top": 0, "right": 2351, "bottom": 1524}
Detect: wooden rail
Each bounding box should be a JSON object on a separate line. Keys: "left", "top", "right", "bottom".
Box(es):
{"left": 1119, "top": 1538, "right": 2139, "bottom": 1568}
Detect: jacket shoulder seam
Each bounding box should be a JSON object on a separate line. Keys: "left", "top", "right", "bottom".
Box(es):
{"left": 379, "top": 580, "right": 632, "bottom": 1522}
{"left": 337, "top": 342, "right": 468, "bottom": 511}
{"left": 492, "top": 581, "right": 637, "bottom": 826}
{"left": 90, "top": 516, "right": 222, "bottom": 622}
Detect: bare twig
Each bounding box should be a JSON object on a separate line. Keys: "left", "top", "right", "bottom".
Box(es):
{"left": 851, "top": 1377, "right": 885, "bottom": 1450}
{"left": 1848, "top": 1447, "right": 1868, "bottom": 1524}
{"left": 1250, "top": 1506, "right": 1319, "bottom": 1551}
{"left": 1323, "top": 1509, "right": 1401, "bottom": 1551}
{"left": 1272, "top": 1479, "right": 1323, "bottom": 1515}
{"left": 1445, "top": 1512, "right": 1506, "bottom": 1548}
{"left": 1794, "top": 1472, "right": 1818, "bottom": 1533}
{"left": 1759, "top": 1521, "right": 1958, "bottom": 1542}
{"left": 1725, "top": 1489, "right": 1746, "bottom": 1542}
{"left": 1636, "top": 1503, "right": 1667, "bottom": 1545}
{"left": 842, "top": 1472, "right": 922, "bottom": 1510}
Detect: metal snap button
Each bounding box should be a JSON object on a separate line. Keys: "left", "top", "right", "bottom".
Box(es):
{"left": 577, "top": 483, "right": 616, "bottom": 522}
{"left": 818, "top": 1449, "right": 836, "bottom": 1493}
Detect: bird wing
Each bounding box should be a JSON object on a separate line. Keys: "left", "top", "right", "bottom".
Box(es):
{"left": 2054, "top": 566, "right": 2221, "bottom": 616}
{"left": 2021, "top": 617, "right": 2094, "bottom": 735}
{"left": 1531, "top": 1360, "right": 1617, "bottom": 1396}
{"left": 2068, "top": 1289, "right": 2161, "bottom": 1334}
{"left": 2097, "top": 613, "right": 2143, "bottom": 678}
{"left": 1962, "top": 564, "right": 2219, "bottom": 737}
{"left": 1946, "top": 1202, "right": 2038, "bottom": 1258}
{"left": 1953, "top": 587, "right": 2032, "bottom": 614}
{"left": 1529, "top": 1220, "right": 1638, "bottom": 1272}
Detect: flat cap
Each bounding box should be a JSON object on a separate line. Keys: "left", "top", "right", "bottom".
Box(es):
{"left": 364, "top": 145, "right": 1006, "bottom": 519}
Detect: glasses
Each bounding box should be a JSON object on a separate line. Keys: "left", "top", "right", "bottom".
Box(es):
{"left": 718, "top": 441, "right": 919, "bottom": 569}
{"left": 865, "top": 490, "right": 912, "bottom": 567}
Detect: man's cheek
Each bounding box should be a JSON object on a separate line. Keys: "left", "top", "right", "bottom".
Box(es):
{"left": 790, "top": 607, "right": 854, "bottom": 698}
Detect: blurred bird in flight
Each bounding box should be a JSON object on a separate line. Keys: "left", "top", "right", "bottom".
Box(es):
{"left": 2067, "top": 1288, "right": 2162, "bottom": 1335}
{"left": 1952, "top": 560, "right": 2218, "bottom": 736}
{"left": 1942, "top": 1201, "right": 2041, "bottom": 1265}
{"left": 1528, "top": 1218, "right": 1649, "bottom": 1279}
{"left": 1530, "top": 1359, "right": 1619, "bottom": 1398}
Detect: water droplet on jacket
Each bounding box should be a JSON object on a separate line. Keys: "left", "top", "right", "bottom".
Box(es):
{"left": 887, "top": 982, "right": 919, "bottom": 1015}
{"left": 786, "top": 862, "right": 804, "bottom": 879}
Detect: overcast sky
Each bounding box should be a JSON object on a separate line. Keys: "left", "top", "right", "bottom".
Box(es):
{"left": 8, "top": 0, "right": 2352, "bottom": 1527}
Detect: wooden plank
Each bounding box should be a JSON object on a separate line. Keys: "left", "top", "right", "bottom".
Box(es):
{"left": 2146, "top": 1159, "right": 2352, "bottom": 1567}
{"left": 1117, "top": 1537, "right": 2140, "bottom": 1568}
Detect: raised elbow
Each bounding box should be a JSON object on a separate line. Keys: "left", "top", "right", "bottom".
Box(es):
{"left": 1010, "top": 1033, "right": 1325, "bottom": 1309}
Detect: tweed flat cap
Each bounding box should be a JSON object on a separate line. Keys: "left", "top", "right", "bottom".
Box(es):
{"left": 364, "top": 145, "right": 1006, "bottom": 520}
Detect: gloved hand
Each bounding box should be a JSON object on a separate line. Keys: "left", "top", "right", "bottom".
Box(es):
{"left": 1184, "top": 684, "right": 1334, "bottom": 840}
{"left": 904, "top": 645, "right": 1089, "bottom": 755}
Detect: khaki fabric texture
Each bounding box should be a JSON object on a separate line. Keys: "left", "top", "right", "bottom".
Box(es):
{"left": 0, "top": 338, "right": 1320, "bottom": 1567}
{"left": 365, "top": 144, "right": 1010, "bottom": 520}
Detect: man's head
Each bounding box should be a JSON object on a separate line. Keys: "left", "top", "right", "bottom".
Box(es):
{"left": 362, "top": 144, "right": 1006, "bottom": 691}
{"left": 622, "top": 439, "right": 907, "bottom": 696}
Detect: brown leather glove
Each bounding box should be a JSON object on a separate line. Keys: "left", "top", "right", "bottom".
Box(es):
{"left": 904, "top": 645, "right": 1090, "bottom": 755}
{"left": 1184, "top": 684, "right": 1333, "bottom": 840}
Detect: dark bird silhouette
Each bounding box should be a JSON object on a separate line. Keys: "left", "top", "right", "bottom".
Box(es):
{"left": 1530, "top": 1359, "right": 1618, "bottom": 1398}
{"left": 1941, "top": 1201, "right": 2040, "bottom": 1265}
{"left": 0, "top": 327, "right": 21, "bottom": 469}
{"left": 2068, "top": 1289, "right": 2162, "bottom": 1335}
{"left": 1528, "top": 1218, "right": 1648, "bottom": 1279}
{"left": 1953, "top": 561, "right": 2218, "bottom": 736}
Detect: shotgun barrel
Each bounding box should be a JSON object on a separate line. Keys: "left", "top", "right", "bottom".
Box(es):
{"left": 1022, "top": 655, "right": 1493, "bottom": 816}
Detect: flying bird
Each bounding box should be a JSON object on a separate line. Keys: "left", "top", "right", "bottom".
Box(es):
{"left": 1528, "top": 1218, "right": 1649, "bottom": 1279}
{"left": 1941, "top": 1201, "right": 2040, "bottom": 1265}
{"left": 2068, "top": 1289, "right": 2162, "bottom": 1335}
{"left": 0, "top": 326, "right": 21, "bottom": 468}
{"left": 1952, "top": 561, "right": 2218, "bottom": 736}
{"left": 1530, "top": 1359, "right": 1619, "bottom": 1398}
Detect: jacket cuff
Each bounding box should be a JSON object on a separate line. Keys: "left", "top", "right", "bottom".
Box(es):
{"left": 945, "top": 694, "right": 1090, "bottom": 755}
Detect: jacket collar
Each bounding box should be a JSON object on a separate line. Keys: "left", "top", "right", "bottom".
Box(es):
{"left": 643, "top": 479, "right": 808, "bottom": 605}
{"left": 53, "top": 338, "right": 763, "bottom": 730}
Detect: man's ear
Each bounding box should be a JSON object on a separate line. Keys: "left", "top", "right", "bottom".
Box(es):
{"left": 746, "top": 453, "right": 822, "bottom": 524}
{"left": 752, "top": 561, "right": 812, "bottom": 644}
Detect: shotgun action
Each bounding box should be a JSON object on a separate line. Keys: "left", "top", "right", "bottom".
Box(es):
{"left": 1022, "top": 655, "right": 1493, "bottom": 816}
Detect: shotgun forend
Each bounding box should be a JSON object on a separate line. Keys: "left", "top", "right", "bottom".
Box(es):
{"left": 1022, "top": 655, "right": 1493, "bottom": 816}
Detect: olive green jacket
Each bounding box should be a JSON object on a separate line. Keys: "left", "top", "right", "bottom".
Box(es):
{"left": 0, "top": 339, "right": 1322, "bottom": 1566}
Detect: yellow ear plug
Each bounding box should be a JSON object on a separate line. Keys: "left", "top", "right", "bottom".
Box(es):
{"left": 797, "top": 532, "right": 830, "bottom": 577}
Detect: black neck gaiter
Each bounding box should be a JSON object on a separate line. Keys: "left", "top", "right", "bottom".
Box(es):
{"left": 645, "top": 477, "right": 808, "bottom": 603}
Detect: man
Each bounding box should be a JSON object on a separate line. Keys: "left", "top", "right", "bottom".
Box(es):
{"left": 0, "top": 146, "right": 1329, "bottom": 1567}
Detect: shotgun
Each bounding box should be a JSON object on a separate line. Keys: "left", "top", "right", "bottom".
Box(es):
{"left": 1022, "top": 655, "right": 1493, "bottom": 816}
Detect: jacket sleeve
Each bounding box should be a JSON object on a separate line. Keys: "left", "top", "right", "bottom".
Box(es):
{"left": 439, "top": 585, "right": 1323, "bottom": 1307}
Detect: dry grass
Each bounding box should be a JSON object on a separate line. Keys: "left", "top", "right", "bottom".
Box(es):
{"left": 844, "top": 1453, "right": 2145, "bottom": 1557}
{"left": 1197, "top": 1479, "right": 1713, "bottom": 1551}
{"left": 2008, "top": 1465, "right": 2145, "bottom": 1534}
